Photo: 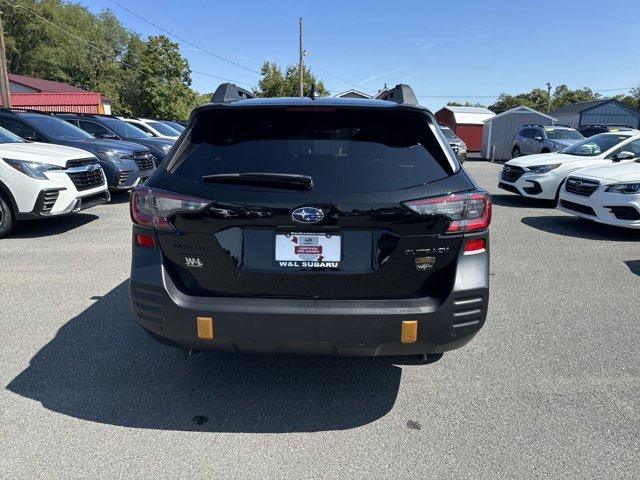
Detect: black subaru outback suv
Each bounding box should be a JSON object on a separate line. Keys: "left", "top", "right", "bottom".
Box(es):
{"left": 130, "top": 84, "right": 491, "bottom": 357}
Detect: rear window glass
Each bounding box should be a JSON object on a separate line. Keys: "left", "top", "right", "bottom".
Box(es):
{"left": 171, "top": 108, "right": 453, "bottom": 193}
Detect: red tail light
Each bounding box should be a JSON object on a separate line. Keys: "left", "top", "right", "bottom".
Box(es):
{"left": 463, "top": 237, "right": 486, "bottom": 253}
{"left": 130, "top": 186, "right": 211, "bottom": 231}
{"left": 403, "top": 191, "right": 491, "bottom": 233}
{"left": 135, "top": 233, "right": 155, "bottom": 248}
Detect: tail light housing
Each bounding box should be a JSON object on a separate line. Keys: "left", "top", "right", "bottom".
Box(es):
{"left": 130, "top": 185, "right": 211, "bottom": 232}
{"left": 403, "top": 191, "right": 491, "bottom": 233}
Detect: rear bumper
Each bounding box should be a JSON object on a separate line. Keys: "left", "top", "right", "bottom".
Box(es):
{"left": 130, "top": 230, "right": 490, "bottom": 356}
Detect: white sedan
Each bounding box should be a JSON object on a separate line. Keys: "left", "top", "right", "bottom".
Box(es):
{"left": 557, "top": 162, "right": 640, "bottom": 229}
{"left": 498, "top": 132, "right": 640, "bottom": 201}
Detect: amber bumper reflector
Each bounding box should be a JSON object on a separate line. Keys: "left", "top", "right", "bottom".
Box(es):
{"left": 196, "top": 316, "right": 214, "bottom": 339}
{"left": 401, "top": 320, "right": 418, "bottom": 343}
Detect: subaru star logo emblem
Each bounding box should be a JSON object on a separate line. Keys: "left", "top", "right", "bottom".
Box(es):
{"left": 292, "top": 207, "right": 324, "bottom": 224}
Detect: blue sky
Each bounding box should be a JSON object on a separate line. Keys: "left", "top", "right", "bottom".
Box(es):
{"left": 82, "top": 0, "right": 640, "bottom": 111}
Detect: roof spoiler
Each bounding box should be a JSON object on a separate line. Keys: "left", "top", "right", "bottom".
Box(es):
{"left": 211, "top": 83, "right": 255, "bottom": 103}
{"left": 377, "top": 84, "right": 418, "bottom": 106}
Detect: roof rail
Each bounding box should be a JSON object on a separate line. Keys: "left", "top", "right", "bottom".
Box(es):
{"left": 377, "top": 84, "right": 418, "bottom": 106}
{"left": 0, "top": 107, "right": 51, "bottom": 115}
{"left": 580, "top": 124, "right": 634, "bottom": 129}
{"left": 211, "top": 83, "right": 255, "bottom": 104}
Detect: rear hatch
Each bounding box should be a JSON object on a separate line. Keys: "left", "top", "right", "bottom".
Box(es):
{"left": 143, "top": 105, "right": 479, "bottom": 300}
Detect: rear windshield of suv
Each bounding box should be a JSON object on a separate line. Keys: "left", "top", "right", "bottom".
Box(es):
{"left": 171, "top": 108, "right": 454, "bottom": 193}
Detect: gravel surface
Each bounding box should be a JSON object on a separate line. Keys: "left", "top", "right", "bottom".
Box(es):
{"left": 1, "top": 161, "right": 638, "bottom": 479}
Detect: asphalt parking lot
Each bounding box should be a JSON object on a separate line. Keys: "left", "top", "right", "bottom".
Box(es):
{"left": 1, "top": 161, "right": 638, "bottom": 479}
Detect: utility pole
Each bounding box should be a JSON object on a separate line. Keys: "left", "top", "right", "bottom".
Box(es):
{"left": 298, "top": 17, "right": 304, "bottom": 97}
{"left": 0, "top": 13, "right": 11, "bottom": 108}
{"left": 546, "top": 82, "right": 552, "bottom": 113}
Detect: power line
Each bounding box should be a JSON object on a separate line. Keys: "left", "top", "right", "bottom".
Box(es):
{"left": 6, "top": 0, "right": 637, "bottom": 99}
{"left": 107, "top": 0, "right": 260, "bottom": 76}
{"left": 3, "top": 0, "right": 253, "bottom": 91}
{"left": 2, "top": 0, "right": 146, "bottom": 74}
{"left": 191, "top": 69, "right": 253, "bottom": 88}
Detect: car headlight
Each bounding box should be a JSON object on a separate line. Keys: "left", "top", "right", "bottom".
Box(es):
{"left": 96, "top": 149, "right": 127, "bottom": 164}
{"left": 605, "top": 183, "right": 640, "bottom": 194}
{"left": 552, "top": 142, "right": 564, "bottom": 150}
{"left": 527, "top": 164, "right": 561, "bottom": 173}
{"left": 3, "top": 158, "right": 64, "bottom": 180}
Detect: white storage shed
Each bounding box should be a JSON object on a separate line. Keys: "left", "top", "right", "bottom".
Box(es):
{"left": 481, "top": 106, "right": 556, "bottom": 160}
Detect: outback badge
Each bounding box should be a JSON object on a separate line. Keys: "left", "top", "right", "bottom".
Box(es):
{"left": 414, "top": 256, "right": 436, "bottom": 271}
{"left": 185, "top": 257, "right": 204, "bottom": 268}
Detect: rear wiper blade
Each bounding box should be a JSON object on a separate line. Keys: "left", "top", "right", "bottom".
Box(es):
{"left": 202, "top": 172, "right": 313, "bottom": 190}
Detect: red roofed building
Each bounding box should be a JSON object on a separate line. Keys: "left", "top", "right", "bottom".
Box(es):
{"left": 6, "top": 73, "right": 111, "bottom": 114}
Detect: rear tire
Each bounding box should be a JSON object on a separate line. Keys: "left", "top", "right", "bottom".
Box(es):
{"left": 0, "top": 192, "right": 16, "bottom": 238}
{"left": 511, "top": 146, "right": 521, "bottom": 158}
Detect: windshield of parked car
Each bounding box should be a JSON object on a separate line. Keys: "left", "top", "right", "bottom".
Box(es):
{"left": 100, "top": 118, "right": 151, "bottom": 138}
{"left": 163, "top": 121, "right": 185, "bottom": 132}
{"left": 146, "top": 120, "right": 180, "bottom": 136}
{"left": 439, "top": 125, "right": 456, "bottom": 140}
{"left": 544, "top": 128, "right": 583, "bottom": 140}
{"left": 562, "top": 134, "right": 630, "bottom": 156}
{"left": 172, "top": 108, "right": 454, "bottom": 193}
{"left": 26, "top": 115, "right": 94, "bottom": 140}
{"left": 0, "top": 126, "right": 25, "bottom": 143}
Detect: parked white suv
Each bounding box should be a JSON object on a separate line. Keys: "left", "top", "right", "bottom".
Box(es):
{"left": 0, "top": 126, "right": 109, "bottom": 237}
{"left": 499, "top": 132, "right": 640, "bottom": 201}
{"left": 119, "top": 117, "right": 180, "bottom": 139}
{"left": 558, "top": 162, "right": 640, "bottom": 229}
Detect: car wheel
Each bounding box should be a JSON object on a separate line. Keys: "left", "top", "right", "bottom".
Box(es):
{"left": 511, "top": 147, "right": 521, "bottom": 158}
{"left": 541, "top": 148, "right": 550, "bottom": 154}
{"left": 0, "top": 193, "right": 16, "bottom": 238}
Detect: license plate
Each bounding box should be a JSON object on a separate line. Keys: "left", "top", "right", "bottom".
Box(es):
{"left": 275, "top": 233, "right": 341, "bottom": 268}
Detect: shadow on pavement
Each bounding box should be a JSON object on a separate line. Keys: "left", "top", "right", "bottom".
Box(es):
{"left": 521, "top": 216, "right": 640, "bottom": 241}
{"left": 6, "top": 281, "right": 404, "bottom": 433}
{"left": 625, "top": 260, "right": 640, "bottom": 276}
{"left": 491, "top": 194, "right": 554, "bottom": 209}
{"left": 9, "top": 213, "right": 99, "bottom": 239}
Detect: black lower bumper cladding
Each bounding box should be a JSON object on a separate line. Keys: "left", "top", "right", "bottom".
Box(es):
{"left": 130, "top": 228, "right": 490, "bottom": 356}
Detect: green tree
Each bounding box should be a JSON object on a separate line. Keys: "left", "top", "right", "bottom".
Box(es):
{"left": 551, "top": 85, "right": 599, "bottom": 109}
{"left": 255, "top": 61, "right": 328, "bottom": 97}
{"left": 489, "top": 88, "right": 549, "bottom": 113}
{"left": 131, "top": 35, "right": 196, "bottom": 119}
{"left": 3, "top": 1, "right": 133, "bottom": 111}
{"left": 489, "top": 85, "right": 600, "bottom": 113}
{"left": 2, "top": 1, "right": 199, "bottom": 117}
{"left": 614, "top": 86, "right": 640, "bottom": 110}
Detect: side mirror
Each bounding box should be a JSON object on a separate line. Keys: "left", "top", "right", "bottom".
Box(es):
{"left": 614, "top": 151, "right": 635, "bottom": 161}
{"left": 534, "top": 136, "right": 543, "bottom": 142}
